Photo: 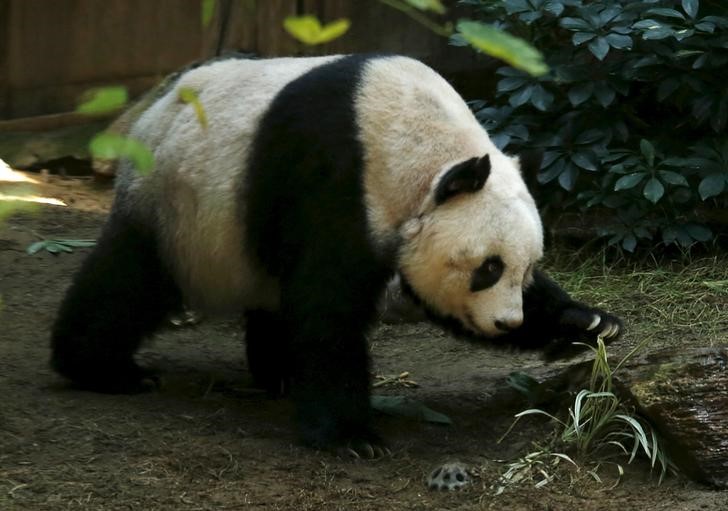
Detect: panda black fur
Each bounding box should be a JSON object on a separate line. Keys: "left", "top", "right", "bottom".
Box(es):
{"left": 51, "top": 54, "right": 622, "bottom": 453}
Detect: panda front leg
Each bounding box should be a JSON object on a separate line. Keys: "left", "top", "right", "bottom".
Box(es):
{"left": 504, "top": 270, "right": 623, "bottom": 359}
{"left": 50, "top": 212, "right": 182, "bottom": 393}
{"left": 280, "top": 257, "right": 389, "bottom": 457}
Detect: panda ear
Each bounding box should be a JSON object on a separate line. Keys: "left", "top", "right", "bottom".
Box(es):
{"left": 434, "top": 155, "right": 491, "bottom": 205}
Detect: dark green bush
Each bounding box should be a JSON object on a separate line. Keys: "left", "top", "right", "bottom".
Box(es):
{"left": 461, "top": 0, "right": 728, "bottom": 251}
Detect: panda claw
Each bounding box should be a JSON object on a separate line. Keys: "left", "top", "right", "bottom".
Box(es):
{"left": 338, "top": 440, "right": 389, "bottom": 460}
{"left": 587, "top": 314, "right": 601, "bottom": 331}
{"left": 603, "top": 324, "right": 614, "bottom": 338}
{"left": 345, "top": 447, "right": 361, "bottom": 459}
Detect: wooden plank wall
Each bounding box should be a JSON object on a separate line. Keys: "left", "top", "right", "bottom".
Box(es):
{"left": 0, "top": 0, "right": 484, "bottom": 121}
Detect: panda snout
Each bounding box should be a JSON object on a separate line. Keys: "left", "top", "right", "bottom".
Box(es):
{"left": 494, "top": 317, "right": 522, "bottom": 332}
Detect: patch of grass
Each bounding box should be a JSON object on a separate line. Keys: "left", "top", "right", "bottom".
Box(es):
{"left": 489, "top": 248, "right": 728, "bottom": 495}
{"left": 543, "top": 249, "right": 728, "bottom": 355}
{"left": 495, "top": 338, "right": 674, "bottom": 495}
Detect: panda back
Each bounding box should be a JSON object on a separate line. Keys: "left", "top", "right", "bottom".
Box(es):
{"left": 355, "top": 56, "right": 498, "bottom": 245}
{"left": 115, "top": 56, "right": 342, "bottom": 313}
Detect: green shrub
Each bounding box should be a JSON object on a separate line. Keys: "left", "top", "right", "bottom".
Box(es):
{"left": 461, "top": 0, "right": 728, "bottom": 251}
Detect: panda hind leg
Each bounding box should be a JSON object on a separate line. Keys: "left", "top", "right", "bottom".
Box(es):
{"left": 50, "top": 213, "right": 182, "bottom": 393}
{"left": 244, "top": 309, "right": 291, "bottom": 397}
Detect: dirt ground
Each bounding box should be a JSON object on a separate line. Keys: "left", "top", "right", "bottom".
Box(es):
{"left": 1, "top": 172, "right": 727, "bottom": 510}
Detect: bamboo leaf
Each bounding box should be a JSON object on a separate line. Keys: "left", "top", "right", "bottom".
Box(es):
{"left": 77, "top": 87, "right": 128, "bottom": 115}
{"left": 404, "top": 0, "right": 446, "bottom": 14}
{"left": 178, "top": 87, "right": 209, "bottom": 129}
{"left": 457, "top": 20, "right": 548, "bottom": 76}
{"left": 89, "top": 133, "right": 154, "bottom": 174}
{"left": 201, "top": 0, "right": 216, "bottom": 27}
{"left": 284, "top": 15, "right": 350, "bottom": 45}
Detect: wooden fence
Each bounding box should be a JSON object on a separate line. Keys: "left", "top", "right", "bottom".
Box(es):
{"left": 0, "top": 0, "right": 486, "bottom": 124}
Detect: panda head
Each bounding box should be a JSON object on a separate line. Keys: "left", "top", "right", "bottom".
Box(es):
{"left": 397, "top": 151, "right": 543, "bottom": 338}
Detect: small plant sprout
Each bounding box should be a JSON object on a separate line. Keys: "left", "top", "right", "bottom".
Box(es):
{"left": 497, "top": 337, "right": 673, "bottom": 493}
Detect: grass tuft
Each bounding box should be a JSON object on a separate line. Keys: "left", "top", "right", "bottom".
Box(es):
{"left": 495, "top": 337, "right": 676, "bottom": 495}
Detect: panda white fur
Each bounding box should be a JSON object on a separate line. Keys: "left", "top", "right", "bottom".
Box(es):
{"left": 51, "top": 54, "right": 621, "bottom": 454}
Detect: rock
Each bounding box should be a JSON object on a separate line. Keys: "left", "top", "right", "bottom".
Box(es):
{"left": 615, "top": 347, "right": 728, "bottom": 488}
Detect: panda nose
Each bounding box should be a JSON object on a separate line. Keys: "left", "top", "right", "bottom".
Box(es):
{"left": 495, "top": 318, "right": 522, "bottom": 332}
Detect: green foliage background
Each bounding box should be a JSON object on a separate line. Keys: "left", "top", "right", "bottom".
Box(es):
{"left": 461, "top": 0, "right": 728, "bottom": 251}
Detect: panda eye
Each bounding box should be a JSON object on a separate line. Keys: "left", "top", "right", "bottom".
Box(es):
{"left": 470, "top": 256, "right": 504, "bottom": 292}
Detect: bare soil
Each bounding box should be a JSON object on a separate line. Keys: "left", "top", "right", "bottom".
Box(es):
{"left": 1, "top": 173, "right": 726, "bottom": 510}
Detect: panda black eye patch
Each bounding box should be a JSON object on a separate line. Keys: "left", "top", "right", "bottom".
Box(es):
{"left": 470, "top": 256, "right": 504, "bottom": 292}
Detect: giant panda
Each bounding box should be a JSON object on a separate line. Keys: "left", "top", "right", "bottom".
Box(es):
{"left": 51, "top": 54, "right": 622, "bottom": 456}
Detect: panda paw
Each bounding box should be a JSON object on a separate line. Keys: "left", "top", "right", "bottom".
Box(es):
{"left": 560, "top": 306, "right": 622, "bottom": 340}
{"left": 545, "top": 306, "right": 623, "bottom": 360}
{"left": 301, "top": 420, "right": 390, "bottom": 459}
{"left": 426, "top": 462, "right": 471, "bottom": 491}
{"left": 337, "top": 438, "right": 391, "bottom": 460}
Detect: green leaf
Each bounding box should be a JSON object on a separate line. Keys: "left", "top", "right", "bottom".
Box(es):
{"left": 647, "top": 8, "right": 686, "bottom": 21}
{"left": 685, "top": 223, "right": 712, "bottom": 241}
{"left": 594, "top": 82, "right": 616, "bottom": 107}
{"left": 26, "top": 239, "right": 97, "bottom": 255}
{"left": 497, "top": 77, "right": 528, "bottom": 93}
{"left": 56, "top": 239, "right": 96, "bottom": 248}
{"left": 614, "top": 172, "right": 646, "bottom": 191}
{"left": 572, "top": 152, "right": 598, "bottom": 171}
{"left": 658, "top": 170, "right": 688, "bottom": 186}
{"left": 403, "top": 0, "right": 446, "bottom": 14}
{"left": 457, "top": 20, "right": 548, "bottom": 77}
{"left": 544, "top": 2, "right": 564, "bottom": 17}
{"left": 371, "top": 395, "right": 452, "bottom": 424}
{"left": 530, "top": 85, "right": 554, "bottom": 111}
{"left": 575, "top": 129, "right": 604, "bottom": 145}
{"left": 89, "top": 133, "right": 154, "bottom": 174}
{"left": 698, "top": 173, "right": 726, "bottom": 199}
{"left": 640, "top": 139, "right": 655, "bottom": 167}
{"left": 76, "top": 87, "right": 128, "bottom": 115}
{"left": 201, "top": 0, "right": 215, "bottom": 27}
{"left": 568, "top": 83, "right": 593, "bottom": 106}
{"left": 657, "top": 78, "right": 680, "bottom": 100}
{"left": 45, "top": 242, "right": 62, "bottom": 254}
{"left": 26, "top": 240, "right": 46, "bottom": 255}
{"left": 588, "top": 37, "right": 610, "bottom": 60}
{"left": 605, "top": 33, "right": 632, "bottom": 50}
{"left": 632, "top": 19, "right": 662, "bottom": 30}
{"left": 509, "top": 84, "right": 534, "bottom": 107}
{"left": 694, "top": 21, "right": 715, "bottom": 33}
{"left": 560, "top": 17, "right": 591, "bottom": 31}
{"left": 622, "top": 235, "right": 637, "bottom": 252}
{"left": 538, "top": 158, "right": 565, "bottom": 184}
{"left": 682, "top": 0, "right": 699, "bottom": 19}
{"left": 283, "top": 15, "right": 350, "bottom": 45}
{"left": 643, "top": 177, "right": 665, "bottom": 203}
{"left": 558, "top": 165, "right": 578, "bottom": 190}
{"left": 572, "top": 31, "right": 596, "bottom": 46}
{"left": 178, "top": 87, "right": 208, "bottom": 129}
{"left": 642, "top": 26, "right": 675, "bottom": 40}
{"left": 506, "top": 371, "right": 545, "bottom": 400}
